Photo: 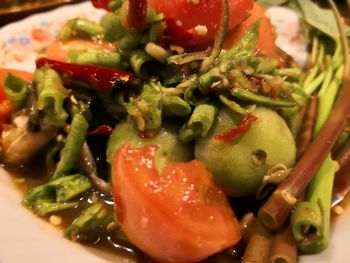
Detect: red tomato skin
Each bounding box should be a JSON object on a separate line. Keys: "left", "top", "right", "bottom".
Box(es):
{"left": 112, "top": 144, "right": 241, "bottom": 263}
{"left": 224, "top": 3, "right": 282, "bottom": 64}
{"left": 148, "top": 0, "right": 254, "bottom": 45}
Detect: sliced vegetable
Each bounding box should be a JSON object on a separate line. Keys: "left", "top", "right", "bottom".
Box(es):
{"left": 35, "top": 68, "right": 69, "bottom": 126}
{"left": 111, "top": 144, "right": 241, "bottom": 262}
{"left": 3, "top": 73, "right": 30, "bottom": 110}
{"left": 52, "top": 114, "right": 89, "bottom": 180}
{"left": 125, "top": 82, "right": 162, "bottom": 131}
{"left": 0, "top": 69, "right": 33, "bottom": 130}
{"left": 65, "top": 203, "right": 112, "bottom": 242}
{"left": 179, "top": 104, "right": 218, "bottom": 142}
{"left": 23, "top": 174, "right": 91, "bottom": 216}
{"left": 59, "top": 18, "right": 104, "bottom": 41}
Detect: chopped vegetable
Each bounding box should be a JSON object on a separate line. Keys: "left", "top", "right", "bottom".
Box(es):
{"left": 65, "top": 203, "right": 112, "bottom": 242}
{"left": 23, "top": 174, "right": 91, "bottom": 216}
{"left": 52, "top": 114, "right": 89, "bottom": 180}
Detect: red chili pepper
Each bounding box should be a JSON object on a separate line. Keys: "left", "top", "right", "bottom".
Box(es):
{"left": 246, "top": 75, "right": 265, "bottom": 88}
{"left": 164, "top": 18, "right": 194, "bottom": 44}
{"left": 36, "top": 58, "right": 134, "bottom": 92}
{"left": 91, "top": 0, "right": 111, "bottom": 10}
{"left": 215, "top": 114, "right": 258, "bottom": 142}
{"left": 129, "top": 0, "right": 147, "bottom": 29}
{"left": 88, "top": 125, "right": 113, "bottom": 136}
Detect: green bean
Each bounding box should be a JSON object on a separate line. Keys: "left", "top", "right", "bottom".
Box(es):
{"left": 100, "top": 12, "right": 126, "bottom": 42}
{"left": 162, "top": 94, "right": 192, "bottom": 117}
{"left": 118, "top": 31, "right": 142, "bottom": 52}
{"left": 198, "top": 67, "right": 222, "bottom": 91}
{"left": 219, "top": 95, "right": 256, "bottom": 114}
{"left": 52, "top": 114, "right": 89, "bottom": 180}
{"left": 36, "top": 68, "right": 69, "bottom": 126}
{"left": 148, "top": 23, "right": 161, "bottom": 43}
{"left": 65, "top": 203, "right": 112, "bottom": 242}
{"left": 129, "top": 49, "right": 153, "bottom": 78}
{"left": 23, "top": 174, "right": 91, "bottom": 216}
{"left": 67, "top": 49, "right": 127, "bottom": 69}
{"left": 125, "top": 82, "right": 162, "bottom": 131}
{"left": 182, "top": 77, "right": 210, "bottom": 106}
{"left": 232, "top": 88, "right": 296, "bottom": 108}
{"left": 54, "top": 174, "right": 91, "bottom": 202}
{"left": 3, "top": 73, "right": 30, "bottom": 110}
{"left": 291, "top": 156, "right": 337, "bottom": 253}
{"left": 60, "top": 18, "right": 104, "bottom": 41}
{"left": 146, "top": 7, "right": 164, "bottom": 24}
{"left": 179, "top": 104, "right": 217, "bottom": 142}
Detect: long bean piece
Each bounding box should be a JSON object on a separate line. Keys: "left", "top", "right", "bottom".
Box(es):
{"left": 52, "top": 114, "right": 89, "bottom": 180}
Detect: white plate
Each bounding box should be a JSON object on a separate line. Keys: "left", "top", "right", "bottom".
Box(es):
{"left": 0, "top": 2, "right": 349, "bottom": 263}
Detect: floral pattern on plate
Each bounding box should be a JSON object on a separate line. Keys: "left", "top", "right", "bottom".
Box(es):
{"left": 0, "top": 1, "right": 103, "bottom": 71}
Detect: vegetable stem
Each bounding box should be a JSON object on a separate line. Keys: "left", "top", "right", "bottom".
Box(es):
{"left": 269, "top": 224, "right": 297, "bottom": 263}
{"left": 258, "top": 82, "right": 350, "bottom": 231}
{"left": 200, "top": 0, "right": 228, "bottom": 73}
{"left": 258, "top": 0, "right": 350, "bottom": 232}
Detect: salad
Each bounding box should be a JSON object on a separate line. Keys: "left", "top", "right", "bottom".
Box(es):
{"left": 0, "top": 0, "right": 350, "bottom": 262}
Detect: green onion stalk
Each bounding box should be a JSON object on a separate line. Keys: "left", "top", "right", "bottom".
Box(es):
{"left": 291, "top": 3, "right": 346, "bottom": 253}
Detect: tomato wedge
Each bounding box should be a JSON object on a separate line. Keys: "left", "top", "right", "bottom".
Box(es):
{"left": 112, "top": 144, "right": 241, "bottom": 262}
{"left": 148, "top": 0, "right": 253, "bottom": 45}
{"left": 46, "top": 39, "right": 116, "bottom": 62}
{"left": 224, "top": 3, "right": 282, "bottom": 65}
{"left": 0, "top": 69, "right": 33, "bottom": 130}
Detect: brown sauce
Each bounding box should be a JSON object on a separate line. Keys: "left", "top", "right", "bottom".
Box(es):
{"left": 3, "top": 158, "right": 246, "bottom": 263}
{"left": 4, "top": 157, "right": 349, "bottom": 263}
